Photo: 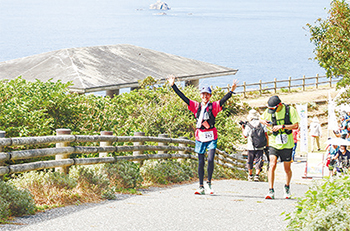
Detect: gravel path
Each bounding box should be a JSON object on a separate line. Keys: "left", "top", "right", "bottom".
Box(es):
{"left": 1, "top": 160, "right": 314, "bottom": 231}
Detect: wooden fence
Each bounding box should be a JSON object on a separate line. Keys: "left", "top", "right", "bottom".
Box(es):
{"left": 0, "top": 129, "right": 246, "bottom": 176}
{"left": 223, "top": 74, "right": 339, "bottom": 97}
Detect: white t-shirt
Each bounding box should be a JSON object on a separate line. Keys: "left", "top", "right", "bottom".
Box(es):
{"left": 310, "top": 122, "right": 322, "bottom": 137}
{"left": 243, "top": 119, "right": 268, "bottom": 150}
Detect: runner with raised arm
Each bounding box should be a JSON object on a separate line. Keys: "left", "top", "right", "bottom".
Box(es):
{"left": 168, "top": 75, "right": 238, "bottom": 195}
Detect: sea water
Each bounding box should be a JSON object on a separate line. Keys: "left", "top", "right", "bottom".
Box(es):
{"left": 0, "top": 0, "right": 330, "bottom": 88}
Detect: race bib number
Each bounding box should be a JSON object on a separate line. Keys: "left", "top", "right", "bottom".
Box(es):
{"left": 198, "top": 131, "right": 214, "bottom": 142}
{"left": 275, "top": 134, "right": 288, "bottom": 144}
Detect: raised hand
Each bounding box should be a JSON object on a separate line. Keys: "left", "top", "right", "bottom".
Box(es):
{"left": 167, "top": 75, "right": 176, "bottom": 86}
{"left": 231, "top": 79, "right": 238, "bottom": 92}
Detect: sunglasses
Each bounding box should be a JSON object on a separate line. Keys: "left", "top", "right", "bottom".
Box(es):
{"left": 268, "top": 103, "right": 281, "bottom": 110}
{"left": 268, "top": 105, "right": 278, "bottom": 110}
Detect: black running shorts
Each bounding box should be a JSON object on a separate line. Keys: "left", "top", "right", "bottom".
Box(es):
{"left": 269, "top": 147, "right": 293, "bottom": 162}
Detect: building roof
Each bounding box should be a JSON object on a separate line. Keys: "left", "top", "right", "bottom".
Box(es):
{"left": 0, "top": 44, "right": 238, "bottom": 93}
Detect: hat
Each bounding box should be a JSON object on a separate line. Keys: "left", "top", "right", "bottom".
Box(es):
{"left": 200, "top": 86, "right": 212, "bottom": 94}
{"left": 267, "top": 95, "right": 281, "bottom": 114}
{"left": 247, "top": 109, "right": 260, "bottom": 120}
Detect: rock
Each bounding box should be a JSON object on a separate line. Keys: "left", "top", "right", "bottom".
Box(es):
{"left": 149, "top": 1, "right": 171, "bottom": 10}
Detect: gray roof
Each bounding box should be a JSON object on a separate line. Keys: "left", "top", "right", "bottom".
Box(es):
{"left": 0, "top": 44, "right": 237, "bottom": 93}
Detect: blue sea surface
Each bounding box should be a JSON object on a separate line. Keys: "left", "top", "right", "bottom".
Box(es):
{"left": 0, "top": 0, "right": 330, "bottom": 88}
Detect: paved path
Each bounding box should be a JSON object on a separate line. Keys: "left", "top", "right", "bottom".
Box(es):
{"left": 2, "top": 160, "right": 316, "bottom": 231}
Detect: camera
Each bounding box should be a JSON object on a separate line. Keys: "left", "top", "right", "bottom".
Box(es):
{"left": 239, "top": 120, "right": 248, "bottom": 128}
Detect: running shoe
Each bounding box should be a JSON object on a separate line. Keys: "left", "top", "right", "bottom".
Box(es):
{"left": 194, "top": 186, "right": 205, "bottom": 195}
{"left": 265, "top": 189, "right": 275, "bottom": 199}
{"left": 206, "top": 182, "right": 214, "bottom": 195}
{"left": 254, "top": 175, "right": 259, "bottom": 182}
{"left": 284, "top": 185, "right": 292, "bottom": 199}
{"left": 248, "top": 175, "right": 253, "bottom": 182}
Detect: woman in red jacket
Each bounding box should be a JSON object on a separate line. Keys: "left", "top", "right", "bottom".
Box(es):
{"left": 168, "top": 75, "right": 238, "bottom": 195}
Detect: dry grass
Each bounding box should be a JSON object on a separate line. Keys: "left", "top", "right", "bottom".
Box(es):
{"left": 25, "top": 180, "right": 104, "bottom": 207}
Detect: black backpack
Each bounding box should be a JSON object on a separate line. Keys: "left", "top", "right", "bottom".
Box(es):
{"left": 247, "top": 122, "right": 267, "bottom": 148}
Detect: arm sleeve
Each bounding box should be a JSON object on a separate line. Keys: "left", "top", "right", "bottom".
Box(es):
{"left": 171, "top": 84, "right": 190, "bottom": 105}
{"left": 243, "top": 127, "right": 250, "bottom": 137}
{"left": 219, "top": 92, "right": 232, "bottom": 107}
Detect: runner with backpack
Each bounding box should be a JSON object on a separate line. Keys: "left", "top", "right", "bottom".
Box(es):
{"left": 260, "top": 95, "right": 300, "bottom": 199}
{"left": 168, "top": 75, "right": 238, "bottom": 195}
{"left": 241, "top": 109, "right": 268, "bottom": 182}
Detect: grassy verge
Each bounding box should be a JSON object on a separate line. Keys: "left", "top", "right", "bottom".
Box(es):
{"left": 0, "top": 159, "right": 245, "bottom": 224}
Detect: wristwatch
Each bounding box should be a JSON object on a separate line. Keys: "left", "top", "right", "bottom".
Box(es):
{"left": 282, "top": 124, "right": 286, "bottom": 129}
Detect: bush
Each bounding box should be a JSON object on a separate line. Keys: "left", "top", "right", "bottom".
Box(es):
{"left": 11, "top": 171, "right": 79, "bottom": 206}
{"left": 0, "top": 180, "right": 35, "bottom": 222}
{"left": 103, "top": 162, "right": 143, "bottom": 189}
{"left": 286, "top": 175, "right": 350, "bottom": 230}
{"left": 141, "top": 159, "right": 195, "bottom": 184}
{"left": 69, "top": 165, "right": 113, "bottom": 199}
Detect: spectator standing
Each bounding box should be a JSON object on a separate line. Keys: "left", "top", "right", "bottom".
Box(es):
{"left": 241, "top": 109, "right": 268, "bottom": 182}
{"left": 260, "top": 95, "right": 300, "bottom": 199}
{"left": 309, "top": 116, "right": 322, "bottom": 152}
{"left": 340, "top": 115, "right": 349, "bottom": 139}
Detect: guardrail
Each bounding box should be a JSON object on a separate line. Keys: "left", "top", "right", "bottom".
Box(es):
{"left": 222, "top": 74, "right": 339, "bottom": 97}
{"left": 0, "top": 129, "right": 246, "bottom": 176}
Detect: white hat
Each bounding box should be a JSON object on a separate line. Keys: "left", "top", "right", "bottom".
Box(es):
{"left": 312, "top": 116, "right": 319, "bottom": 123}
{"left": 248, "top": 109, "right": 260, "bottom": 121}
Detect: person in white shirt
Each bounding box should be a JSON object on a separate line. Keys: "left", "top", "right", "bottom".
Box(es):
{"left": 310, "top": 116, "right": 322, "bottom": 152}
{"left": 241, "top": 109, "right": 268, "bottom": 182}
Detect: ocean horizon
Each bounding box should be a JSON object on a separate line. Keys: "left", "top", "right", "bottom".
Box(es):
{"left": 0, "top": 0, "right": 330, "bottom": 89}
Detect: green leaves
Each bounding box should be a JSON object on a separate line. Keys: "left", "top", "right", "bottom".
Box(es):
{"left": 0, "top": 180, "right": 35, "bottom": 222}
{"left": 307, "top": 0, "right": 350, "bottom": 91}
{"left": 286, "top": 175, "right": 350, "bottom": 230}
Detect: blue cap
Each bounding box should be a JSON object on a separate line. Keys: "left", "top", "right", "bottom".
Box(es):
{"left": 200, "top": 86, "right": 212, "bottom": 94}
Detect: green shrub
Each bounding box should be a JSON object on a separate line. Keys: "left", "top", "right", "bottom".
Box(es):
{"left": 286, "top": 175, "right": 350, "bottom": 230}
{"left": 141, "top": 159, "right": 195, "bottom": 184}
{"left": 0, "top": 77, "right": 243, "bottom": 155}
{"left": 212, "top": 164, "right": 246, "bottom": 180}
{"left": 0, "top": 180, "right": 35, "bottom": 222}
{"left": 69, "top": 165, "right": 110, "bottom": 190}
{"left": 103, "top": 161, "right": 143, "bottom": 189}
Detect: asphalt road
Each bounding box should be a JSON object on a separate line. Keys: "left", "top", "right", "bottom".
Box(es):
{"left": 2, "top": 161, "right": 313, "bottom": 231}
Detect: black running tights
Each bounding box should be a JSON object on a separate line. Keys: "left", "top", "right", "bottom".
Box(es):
{"left": 198, "top": 149, "right": 216, "bottom": 186}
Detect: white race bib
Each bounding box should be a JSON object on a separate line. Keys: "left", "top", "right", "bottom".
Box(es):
{"left": 198, "top": 130, "right": 214, "bottom": 142}
{"left": 275, "top": 134, "right": 288, "bottom": 144}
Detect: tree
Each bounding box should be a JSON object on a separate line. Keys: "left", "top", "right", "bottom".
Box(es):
{"left": 307, "top": 0, "right": 350, "bottom": 91}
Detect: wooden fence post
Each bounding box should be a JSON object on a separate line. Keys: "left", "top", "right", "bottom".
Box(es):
{"left": 178, "top": 136, "right": 188, "bottom": 163}
{"left": 259, "top": 80, "right": 262, "bottom": 95}
{"left": 55, "top": 129, "right": 71, "bottom": 174}
{"left": 243, "top": 81, "right": 246, "bottom": 98}
{"left": 274, "top": 78, "right": 277, "bottom": 93}
{"left": 100, "top": 131, "right": 113, "bottom": 157}
{"left": 315, "top": 74, "right": 319, "bottom": 89}
{"left": 330, "top": 76, "right": 332, "bottom": 87}
{"left": 133, "top": 132, "right": 145, "bottom": 166}
{"left": 288, "top": 76, "right": 292, "bottom": 92}
{"left": 302, "top": 75, "right": 306, "bottom": 91}
{"left": 158, "top": 134, "right": 169, "bottom": 154}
